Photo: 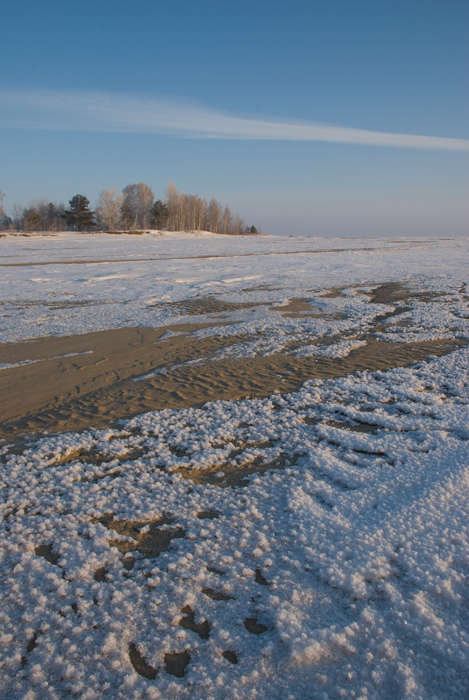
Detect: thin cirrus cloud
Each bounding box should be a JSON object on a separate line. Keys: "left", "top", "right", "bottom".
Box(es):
{"left": 1, "top": 87, "right": 468, "bottom": 152}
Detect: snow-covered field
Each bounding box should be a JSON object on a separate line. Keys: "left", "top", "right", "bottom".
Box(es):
{"left": 1, "top": 232, "right": 469, "bottom": 699}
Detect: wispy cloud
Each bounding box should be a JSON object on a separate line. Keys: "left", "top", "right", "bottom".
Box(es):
{"left": 1, "top": 87, "right": 468, "bottom": 151}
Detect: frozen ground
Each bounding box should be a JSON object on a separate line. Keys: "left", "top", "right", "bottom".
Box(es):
{"left": 0, "top": 231, "right": 468, "bottom": 345}
{"left": 1, "top": 232, "right": 469, "bottom": 699}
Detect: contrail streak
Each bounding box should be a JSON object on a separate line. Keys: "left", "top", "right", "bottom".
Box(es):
{"left": 1, "top": 88, "right": 468, "bottom": 151}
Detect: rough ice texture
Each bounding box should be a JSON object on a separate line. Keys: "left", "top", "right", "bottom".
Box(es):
{"left": 1, "top": 232, "right": 469, "bottom": 699}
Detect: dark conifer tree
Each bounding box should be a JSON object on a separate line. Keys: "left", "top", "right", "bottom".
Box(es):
{"left": 149, "top": 200, "right": 169, "bottom": 229}
{"left": 65, "top": 195, "right": 95, "bottom": 231}
{"left": 120, "top": 203, "right": 134, "bottom": 230}
{"left": 23, "top": 208, "right": 42, "bottom": 232}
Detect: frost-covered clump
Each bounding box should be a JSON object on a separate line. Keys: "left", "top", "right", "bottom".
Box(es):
{"left": 293, "top": 338, "right": 367, "bottom": 358}
{"left": 1, "top": 348, "right": 469, "bottom": 699}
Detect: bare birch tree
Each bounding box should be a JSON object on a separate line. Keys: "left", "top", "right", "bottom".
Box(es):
{"left": 166, "top": 182, "right": 180, "bottom": 231}
{"left": 207, "top": 198, "right": 223, "bottom": 233}
{"left": 11, "top": 204, "right": 23, "bottom": 230}
{"left": 222, "top": 204, "right": 232, "bottom": 235}
{"left": 163, "top": 184, "right": 252, "bottom": 234}
{"left": 96, "top": 188, "right": 124, "bottom": 231}
{"left": 23, "top": 199, "right": 65, "bottom": 231}
{"left": 231, "top": 214, "right": 245, "bottom": 235}
{"left": 121, "top": 183, "right": 154, "bottom": 229}
{"left": 0, "top": 191, "right": 11, "bottom": 229}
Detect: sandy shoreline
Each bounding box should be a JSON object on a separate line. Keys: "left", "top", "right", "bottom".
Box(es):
{"left": 1, "top": 285, "right": 465, "bottom": 440}
{"left": 2, "top": 234, "right": 469, "bottom": 700}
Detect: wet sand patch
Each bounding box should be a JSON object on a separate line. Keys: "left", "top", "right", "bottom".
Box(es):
{"left": 0, "top": 331, "right": 465, "bottom": 440}
{"left": 316, "top": 281, "right": 447, "bottom": 306}
{"left": 164, "top": 651, "right": 191, "bottom": 678}
{"left": 175, "top": 450, "right": 297, "bottom": 488}
{"left": 179, "top": 606, "right": 211, "bottom": 639}
{"left": 0, "top": 322, "right": 246, "bottom": 438}
{"left": 128, "top": 643, "right": 158, "bottom": 680}
{"left": 364, "top": 281, "right": 447, "bottom": 306}
{"left": 2, "top": 298, "right": 112, "bottom": 311}
{"left": 241, "top": 284, "right": 280, "bottom": 292}
{"left": 154, "top": 297, "right": 266, "bottom": 315}
{"left": 35, "top": 544, "right": 59, "bottom": 565}
{"left": 269, "top": 298, "right": 324, "bottom": 318}
{"left": 0, "top": 284, "right": 464, "bottom": 440}
{"left": 94, "top": 514, "right": 185, "bottom": 560}
{"left": 317, "top": 287, "right": 346, "bottom": 299}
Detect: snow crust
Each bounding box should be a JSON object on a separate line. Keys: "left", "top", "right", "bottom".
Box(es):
{"left": 1, "top": 233, "right": 469, "bottom": 699}
{"left": 0, "top": 232, "right": 468, "bottom": 345}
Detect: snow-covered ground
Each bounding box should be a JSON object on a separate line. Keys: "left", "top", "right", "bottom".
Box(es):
{"left": 0, "top": 231, "right": 468, "bottom": 344}
{"left": 1, "top": 232, "right": 469, "bottom": 699}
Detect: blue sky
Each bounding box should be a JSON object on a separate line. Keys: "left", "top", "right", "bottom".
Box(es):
{"left": 1, "top": 0, "right": 467, "bottom": 236}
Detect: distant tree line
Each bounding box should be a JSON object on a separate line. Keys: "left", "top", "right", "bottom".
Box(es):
{"left": 0, "top": 184, "right": 259, "bottom": 235}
